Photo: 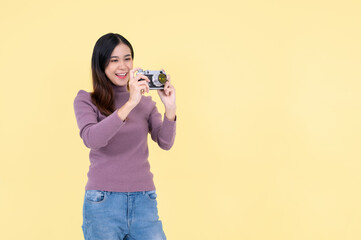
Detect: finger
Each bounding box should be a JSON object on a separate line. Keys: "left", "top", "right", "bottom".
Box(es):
{"left": 168, "top": 82, "right": 175, "bottom": 92}
{"left": 140, "top": 81, "right": 150, "bottom": 93}
{"left": 163, "top": 85, "right": 170, "bottom": 96}
{"left": 137, "top": 81, "right": 150, "bottom": 93}
{"left": 130, "top": 77, "right": 147, "bottom": 89}
{"left": 166, "top": 74, "right": 171, "bottom": 83}
{"left": 135, "top": 74, "right": 151, "bottom": 82}
{"left": 129, "top": 67, "right": 142, "bottom": 82}
{"left": 164, "top": 81, "right": 170, "bottom": 89}
{"left": 162, "top": 86, "right": 169, "bottom": 96}
{"left": 166, "top": 85, "right": 175, "bottom": 95}
{"left": 165, "top": 82, "right": 174, "bottom": 94}
{"left": 157, "top": 89, "right": 166, "bottom": 97}
{"left": 141, "top": 85, "right": 149, "bottom": 94}
{"left": 167, "top": 83, "right": 175, "bottom": 92}
{"left": 140, "top": 85, "right": 149, "bottom": 94}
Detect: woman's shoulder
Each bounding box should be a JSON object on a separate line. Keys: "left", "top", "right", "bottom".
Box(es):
{"left": 73, "top": 90, "right": 96, "bottom": 109}
{"left": 76, "top": 89, "right": 90, "bottom": 97}
{"left": 74, "top": 89, "right": 92, "bottom": 101}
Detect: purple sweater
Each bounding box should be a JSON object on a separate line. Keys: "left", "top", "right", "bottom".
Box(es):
{"left": 73, "top": 84, "right": 176, "bottom": 192}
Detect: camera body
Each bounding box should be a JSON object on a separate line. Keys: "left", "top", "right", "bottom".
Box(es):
{"left": 136, "top": 69, "right": 167, "bottom": 90}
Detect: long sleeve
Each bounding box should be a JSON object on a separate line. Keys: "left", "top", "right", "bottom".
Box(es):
{"left": 148, "top": 103, "right": 176, "bottom": 150}
{"left": 73, "top": 90, "right": 125, "bottom": 150}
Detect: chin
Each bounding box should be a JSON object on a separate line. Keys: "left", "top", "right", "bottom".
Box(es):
{"left": 114, "top": 79, "right": 128, "bottom": 86}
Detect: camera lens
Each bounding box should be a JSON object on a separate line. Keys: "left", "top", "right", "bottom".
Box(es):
{"left": 152, "top": 73, "right": 167, "bottom": 87}
{"left": 158, "top": 73, "right": 167, "bottom": 84}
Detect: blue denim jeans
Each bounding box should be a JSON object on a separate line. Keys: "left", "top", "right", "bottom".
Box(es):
{"left": 82, "top": 190, "right": 167, "bottom": 240}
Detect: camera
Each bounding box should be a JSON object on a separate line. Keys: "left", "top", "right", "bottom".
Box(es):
{"left": 136, "top": 69, "right": 167, "bottom": 90}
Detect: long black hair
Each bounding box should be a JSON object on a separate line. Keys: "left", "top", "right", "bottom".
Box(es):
{"left": 90, "top": 33, "right": 134, "bottom": 116}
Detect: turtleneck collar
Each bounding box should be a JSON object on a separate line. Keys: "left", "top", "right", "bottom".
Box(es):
{"left": 111, "top": 83, "right": 128, "bottom": 93}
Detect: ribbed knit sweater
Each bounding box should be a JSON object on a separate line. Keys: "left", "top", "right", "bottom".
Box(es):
{"left": 73, "top": 84, "right": 176, "bottom": 192}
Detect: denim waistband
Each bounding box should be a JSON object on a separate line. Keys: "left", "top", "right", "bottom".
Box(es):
{"left": 85, "top": 189, "right": 156, "bottom": 196}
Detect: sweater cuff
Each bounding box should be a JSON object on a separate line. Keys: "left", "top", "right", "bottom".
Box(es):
{"left": 163, "top": 113, "right": 176, "bottom": 125}
{"left": 109, "top": 109, "right": 126, "bottom": 126}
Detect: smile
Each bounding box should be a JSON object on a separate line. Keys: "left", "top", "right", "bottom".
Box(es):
{"left": 116, "top": 73, "right": 127, "bottom": 79}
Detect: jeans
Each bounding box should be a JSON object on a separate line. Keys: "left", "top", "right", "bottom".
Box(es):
{"left": 82, "top": 190, "right": 167, "bottom": 240}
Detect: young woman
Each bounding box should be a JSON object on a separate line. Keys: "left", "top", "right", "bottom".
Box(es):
{"left": 73, "top": 33, "right": 176, "bottom": 240}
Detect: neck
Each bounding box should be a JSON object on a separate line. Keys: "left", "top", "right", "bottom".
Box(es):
{"left": 111, "top": 83, "right": 128, "bottom": 93}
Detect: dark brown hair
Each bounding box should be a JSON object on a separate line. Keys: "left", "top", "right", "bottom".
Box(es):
{"left": 90, "top": 33, "right": 134, "bottom": 116}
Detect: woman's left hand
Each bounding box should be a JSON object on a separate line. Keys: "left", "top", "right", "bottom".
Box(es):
{"left": 157, "top": 71, "right": 176, "bottom": 120}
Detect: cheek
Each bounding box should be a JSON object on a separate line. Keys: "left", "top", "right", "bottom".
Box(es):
{"left": 105, "top": 63, "right": 115, "bottom": 73}
{"left": 128, "top": 61, "right": 133, "bottom": 69}
{"left": 104, "top": 68, "right": 110, "bottom": 77}
{"left": 105, "top": 66, "right": 114, "bottom": 79}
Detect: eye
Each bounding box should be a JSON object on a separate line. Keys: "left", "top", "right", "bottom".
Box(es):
{"left": 125, "top": 58, "right": 131, "bottom": 61}
{"left": 111, "top": 59, "right": 118, "bottom": 62}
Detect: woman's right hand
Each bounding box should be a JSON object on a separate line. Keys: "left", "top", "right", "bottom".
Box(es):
{"left": 127, "top": 67, "right": 150, "bottom": 107}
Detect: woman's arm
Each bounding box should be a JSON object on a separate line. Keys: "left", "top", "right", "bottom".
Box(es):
{"left": 74, "top": 68, "right": 152, "bottom": 150}
{"left": 148, "top": 103, "right": 177, "bottom": 150}
{"left": 148, "top": 73, "right": 177, "bottom": 150}
{"left": 73, "top": 90, "right": 125, "bottom": 150}
{"left": 157, "top": 73, "right": 176, "bottom": 120}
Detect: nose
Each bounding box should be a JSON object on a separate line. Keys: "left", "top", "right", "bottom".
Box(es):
{"left": 118, "top": 60, "right": 127, "bottom": 69}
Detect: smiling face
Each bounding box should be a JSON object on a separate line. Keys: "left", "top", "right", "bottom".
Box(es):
{"left": 105, "top": 43, "right": 133, "bottom": 86}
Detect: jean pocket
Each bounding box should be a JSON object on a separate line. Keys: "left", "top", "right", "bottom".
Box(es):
{"left": 146, "top": 190, "right": 157, "bottom": 200}
{"left": 85, "top": 190, "right": 106, "bottom": 203}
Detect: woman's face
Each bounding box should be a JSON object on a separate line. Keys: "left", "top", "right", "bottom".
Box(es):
{"left": 105, "top": 43, "right": 133, "bottom": 86}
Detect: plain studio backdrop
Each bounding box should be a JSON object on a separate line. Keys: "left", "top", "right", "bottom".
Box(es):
{"left": 1, "top": 0, "right": 360, "bottom": 239}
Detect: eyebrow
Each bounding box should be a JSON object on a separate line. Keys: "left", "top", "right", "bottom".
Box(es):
{"left": 110, "top": 54, "right": 131, "bottom": 58}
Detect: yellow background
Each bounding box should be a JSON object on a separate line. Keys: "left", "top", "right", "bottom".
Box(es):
{"left": 1, "top": 0, "right": 360, "bottom": 239}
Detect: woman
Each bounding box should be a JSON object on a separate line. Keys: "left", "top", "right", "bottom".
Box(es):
{"left": 73, "top": 33, "right": 176, "bottom": 240}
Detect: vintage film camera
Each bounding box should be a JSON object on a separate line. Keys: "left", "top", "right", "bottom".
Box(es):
{"left": 136, "top": 69, "right": 167, "bottom": 90}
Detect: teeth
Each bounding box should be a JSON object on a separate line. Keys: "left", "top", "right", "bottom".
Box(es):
{"left": 116, "top": 73, "right": 126, "bottom": 76}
